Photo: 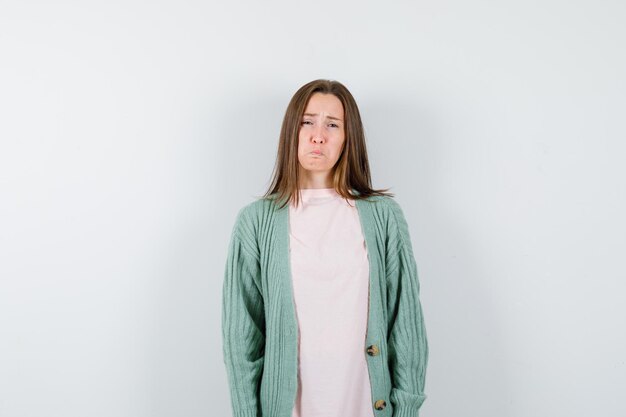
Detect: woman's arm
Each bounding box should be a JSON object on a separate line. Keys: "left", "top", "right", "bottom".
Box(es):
{"left": 222, "top": 206, "right": 266, "bottom": 417}
{"left": 385, "top": 198, "right": 429, "bottom": 417}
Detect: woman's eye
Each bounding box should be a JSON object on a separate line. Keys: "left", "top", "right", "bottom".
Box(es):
{"left": 329, "top": 123, "right": 338, "bottom": 128}
{"left": 301, "top": 120, "right": 312, "bottom": 125}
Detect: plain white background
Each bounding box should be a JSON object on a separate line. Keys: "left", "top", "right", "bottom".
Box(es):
{"left": 1, "top": 1, "right": 625, "bottom": 416}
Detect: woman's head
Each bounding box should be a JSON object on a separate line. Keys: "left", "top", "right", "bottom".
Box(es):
{"left": 297, "top": 91, "right": 345, "bottom": 183}
{"left": 262, "top": 79, "right": 392, "bottom": 208}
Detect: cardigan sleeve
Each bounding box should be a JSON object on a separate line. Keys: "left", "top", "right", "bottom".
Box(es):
{"left": 221, "top": 205, "right": 266, "bottom": 417}
{"left": 385, "top": 198, "right": 429, "bottom": 417}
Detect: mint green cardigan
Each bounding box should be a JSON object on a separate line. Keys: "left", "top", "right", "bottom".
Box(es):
{"left": 222, "top": 193, "right": 428, "bottom": 417}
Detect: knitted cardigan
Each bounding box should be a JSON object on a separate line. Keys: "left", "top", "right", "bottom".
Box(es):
{"left": 221, "top": 193, "right": 428, "bottom": 417}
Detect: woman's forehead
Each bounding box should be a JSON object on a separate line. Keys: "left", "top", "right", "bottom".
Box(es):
{"left": 304, "top": 93, "right": 344, "bottom": 118}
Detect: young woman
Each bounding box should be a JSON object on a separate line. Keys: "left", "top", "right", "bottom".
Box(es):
{"left": 222, "top": 79, "right": 428, "bottom": 417}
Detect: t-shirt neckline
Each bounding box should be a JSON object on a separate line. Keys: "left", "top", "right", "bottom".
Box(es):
{"left": 297, "top": 187, "right": 340, "bottom": 204}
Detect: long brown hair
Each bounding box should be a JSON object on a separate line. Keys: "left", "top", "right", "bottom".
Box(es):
{"left": 258, "top": 79, "right": 394, "bottom": 209}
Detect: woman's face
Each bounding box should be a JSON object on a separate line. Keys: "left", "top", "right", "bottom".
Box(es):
{"left": 297, "top": 92, "right": 346, "bottom": 180}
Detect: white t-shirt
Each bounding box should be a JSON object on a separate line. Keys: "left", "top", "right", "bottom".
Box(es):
{"left": 288, "top": 187, "right": 374, "bottom": 417}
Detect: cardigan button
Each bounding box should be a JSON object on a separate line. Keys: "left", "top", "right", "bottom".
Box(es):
{"left": 374, "top": 399, "right": 387, "bottom": 410}
{"left": 366, "top": 344, "right": 379, "bottom": 356}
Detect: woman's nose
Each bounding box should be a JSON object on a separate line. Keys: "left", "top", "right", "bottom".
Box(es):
{"left": 312, "top": 126, "right": 325, "bottom": 142}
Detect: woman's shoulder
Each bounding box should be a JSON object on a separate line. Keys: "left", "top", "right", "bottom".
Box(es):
{"left": 242, "top": 195, "right": 280, "bottom": 215}
{"left": 360, "top": 194, "right": 406, "bottom": 218}
{"left": 380, "top": 195, "right": 406, "bottom": 217}
{"left": 232, "top": 196, "right": 281, "bottom": 229}
{"left": 362, "top": 195, "right": 413, "bottom": 243}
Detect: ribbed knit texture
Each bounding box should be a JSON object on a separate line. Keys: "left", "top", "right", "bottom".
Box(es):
{"left": 222, "top": 193, "right": 428, "bottom": 417}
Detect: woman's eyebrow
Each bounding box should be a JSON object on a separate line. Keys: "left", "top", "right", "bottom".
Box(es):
{"left": 303, "top": 112, "right": 343, "bottom": 121}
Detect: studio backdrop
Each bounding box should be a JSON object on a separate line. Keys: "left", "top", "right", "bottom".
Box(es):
{"left": 1, "top": 1, "right": 624, "bottom": 417}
